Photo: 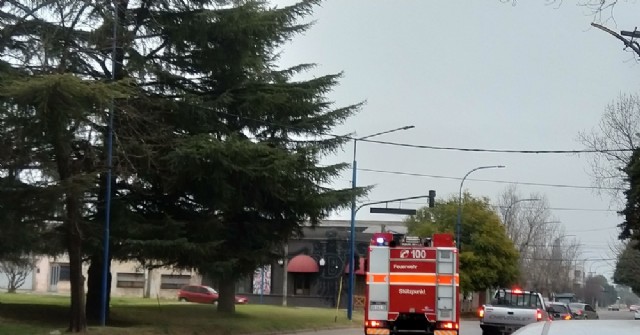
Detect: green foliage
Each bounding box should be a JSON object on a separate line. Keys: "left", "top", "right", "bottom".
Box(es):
{"left": 118, "top": 0, "right": 365, "bottom": 282}
{"left": 620, "top": 148, "right": 640, "bottom": 246}
{"left": 406, "top": 193, "right": 520, "bottom": 293}
{"left": 614, "top": 241, "right": 640, "bottom": 295}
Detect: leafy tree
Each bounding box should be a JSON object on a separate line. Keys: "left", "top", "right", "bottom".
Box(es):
{"left": 619, "top": 148, "right": 640, "bottom": 245}
{"left": 614, "top": 241, "right": 640, "bottom": 295}
{"left": 406, "top": 193, "right": 519, "bottom": 293}
{"left": 0, "top": 73, "right": 130, "bottom": 331}
{"left": 0, "top": 254, "right": 36, "bottom": 293}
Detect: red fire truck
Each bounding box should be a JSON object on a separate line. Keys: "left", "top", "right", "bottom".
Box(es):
{"left": 364, "top": 232, "right": 460, "bottom": 335}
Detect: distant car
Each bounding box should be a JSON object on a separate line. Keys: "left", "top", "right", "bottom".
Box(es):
{"left": 630, "top": 305, "right": 639, "bottom": 312}
{"left": 546, "top": 302, "right": 573, "bottom": 320}
{"left": 178, "top": 285, "right": 249, "bottom": 304}
{"left": 512, "top": 320, "right": 640, "bottom": 334}
{"left": 569, "top": 302, "right": 599, "bottom": 320}
{"left": 608, "top": 304, "right": 620, "bottom": 311}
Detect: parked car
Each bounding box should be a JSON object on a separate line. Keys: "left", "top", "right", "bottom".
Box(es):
{"left": 568, "top": 303, "right": 599, "bottom": 320}
{"left": 635, "top": 309, "right": 640, "bottom": 320}
{"left": 630, "top": 304, "right": 639, "bottom": 312}
{"left": 546, "top": 302, "right": 573, "bottom": 320}
{"left": 178, "top": 285, "right": 248, "bottom": 304}
{"left": 513, "top": 320, "right": 640, "bottom": 335}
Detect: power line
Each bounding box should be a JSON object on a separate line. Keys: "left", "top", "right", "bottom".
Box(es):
{"left": 357, "top": 199, "right": 618, "bottom": 212}
{"left": 355, "top": 138, "right": 633, "bottom": 154}
{"left": 357, "top": 168, "right": 625, "bottom": 191}
{"left": 210, "top": 110, "right": 632, "bottom": 155}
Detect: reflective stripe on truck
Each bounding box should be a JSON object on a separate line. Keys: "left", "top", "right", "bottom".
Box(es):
{"left": 367, "top": 273, "right": 460, "bottom": 286}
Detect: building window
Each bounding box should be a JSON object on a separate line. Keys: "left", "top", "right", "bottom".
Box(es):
{"left": 293, "top": 274, "right": 311, "bottom": 296}
{"left": 237, "top": 276, "right": 251, "bottom": 294}
{"left": 58, "top": 263, "right": 70, "bottom": 281}
{"left": 160, "top": 274, "right": 191, "bottom": 289}
{"left": 116, "top": 273, "right": 145, "bottom": 288}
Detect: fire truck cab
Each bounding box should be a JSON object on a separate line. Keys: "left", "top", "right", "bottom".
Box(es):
{"left": 364, "top": 232, "right": 460, "bottom": 335}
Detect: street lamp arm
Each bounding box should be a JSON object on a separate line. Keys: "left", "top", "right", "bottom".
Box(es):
{"left": 458, "top": 165, "right": 505, "bottom": 199}
{"left": 358, "top": 125, "right": 415, "bottom": 141}
{"left": 356, "top": 194, "right": 434, "bottom": 213}
{"left": 456, "top": 165, "right": 505, "bottom": 248}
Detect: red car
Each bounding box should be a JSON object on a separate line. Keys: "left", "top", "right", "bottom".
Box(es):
{"left": 178, "top": 285, "right": 248, "bottom": 304}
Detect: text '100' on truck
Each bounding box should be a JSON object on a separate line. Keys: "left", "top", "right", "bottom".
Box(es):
{"left": 364, "top": 232, "right": 460, "bottom": 335}
{"left": 478, "top": 288, "right": 549, "bottom": 335}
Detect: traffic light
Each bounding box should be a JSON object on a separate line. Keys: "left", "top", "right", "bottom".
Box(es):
{"left": 428, "top": 190, "right": 436, "bottom": 208}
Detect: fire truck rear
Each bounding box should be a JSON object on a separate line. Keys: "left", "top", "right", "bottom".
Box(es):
{"left": 364, "top": 232, "right": 460, "bottom": 335}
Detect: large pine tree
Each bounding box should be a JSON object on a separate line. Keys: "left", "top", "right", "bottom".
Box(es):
{"left": 118, "top": 0, "right": 366, "bottom": 313}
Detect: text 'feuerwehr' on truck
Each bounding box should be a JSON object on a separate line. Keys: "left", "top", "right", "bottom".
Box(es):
{"left": 478, "top": 288, "right": 549, "bottom": 335}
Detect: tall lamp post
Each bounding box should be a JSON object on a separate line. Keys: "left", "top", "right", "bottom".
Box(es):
{"left": 100, "top": 0, "right": 119, "bottom": 327}
{"left": 456, "top": 165, "right": 505, "bottom": 249}
{"left": 347, "top": 125, "right": 414, "bottom": 321}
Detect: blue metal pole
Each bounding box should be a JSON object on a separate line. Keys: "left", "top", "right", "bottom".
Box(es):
{"left": 455, "top": 187, "right": 463, "bottom": 249}
{"left": 347, "top": 140, "right": 357, "bottom": 321}
{"left": 100, "top": 0, "right": 118, "bottom": 327}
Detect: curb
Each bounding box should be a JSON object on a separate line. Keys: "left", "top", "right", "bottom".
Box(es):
{"left": 239, "top": 325, "right": 359, "bottom": 335}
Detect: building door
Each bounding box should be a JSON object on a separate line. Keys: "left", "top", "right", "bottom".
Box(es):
{"left": 49, "top": 263, "right": 60, "bottom": 292}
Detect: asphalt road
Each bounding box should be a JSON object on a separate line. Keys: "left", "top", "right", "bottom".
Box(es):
{"left": 293, "top": 310, "right": 637, "bottom": 335}
{"left": 598, "top": 309, "right": 637, "bottom": 320}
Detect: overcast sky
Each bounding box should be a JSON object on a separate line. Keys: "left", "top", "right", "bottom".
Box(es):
{"left": 271, "top": 0, "right": 639, "bottom": 280}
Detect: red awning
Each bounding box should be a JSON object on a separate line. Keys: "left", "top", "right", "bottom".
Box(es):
{"left": 344, "top": 258, "right": 366, "bottom": 275}
{"left": 287, "top": 255, "right": 320, "bottom": 273}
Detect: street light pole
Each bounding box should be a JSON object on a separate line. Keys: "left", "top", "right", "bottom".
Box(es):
{"left": 100, "top": 0, "right": 118, "bottom": 327}
{"left": 347, "top": 125, "right": 414, "bottom": 321}
{"left": 456, "top": 165, "right": 505, "bottom": 249}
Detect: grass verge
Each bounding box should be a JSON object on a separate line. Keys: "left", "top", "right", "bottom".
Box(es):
{"left": 0, "top": 293, "right": 362, "bottom": 335}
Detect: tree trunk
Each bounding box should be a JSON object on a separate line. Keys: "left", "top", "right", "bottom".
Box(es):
{"left": 85, "top": 253, "right": 111, "bottom": 322}
{"left": 144, "top": 268, "right": 152, "bottom": 298}
{"left": 53, "top": 129, "right": 87, "bottom": 332}
{"left": 216, "top": 273, "right": 237, "bottom": 314}
{"left": 67, "top": 196, "right": 87, "bottom": 332}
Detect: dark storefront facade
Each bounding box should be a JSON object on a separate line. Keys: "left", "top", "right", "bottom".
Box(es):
{"left": 235, "top": 219, "right": 406, "bottom": 308}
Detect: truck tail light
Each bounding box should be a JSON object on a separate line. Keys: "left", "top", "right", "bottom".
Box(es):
{"left": 365, "top": 320, "right": 386, "bottom": 328}
{"left": 478, "top": 306, "right": 485, "bottom": 318}
{"left": 436, "top": 321, "right": 458, "bottom": 330}
{"left": 536, "top": 309, "right": 543, "bottom": 321}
